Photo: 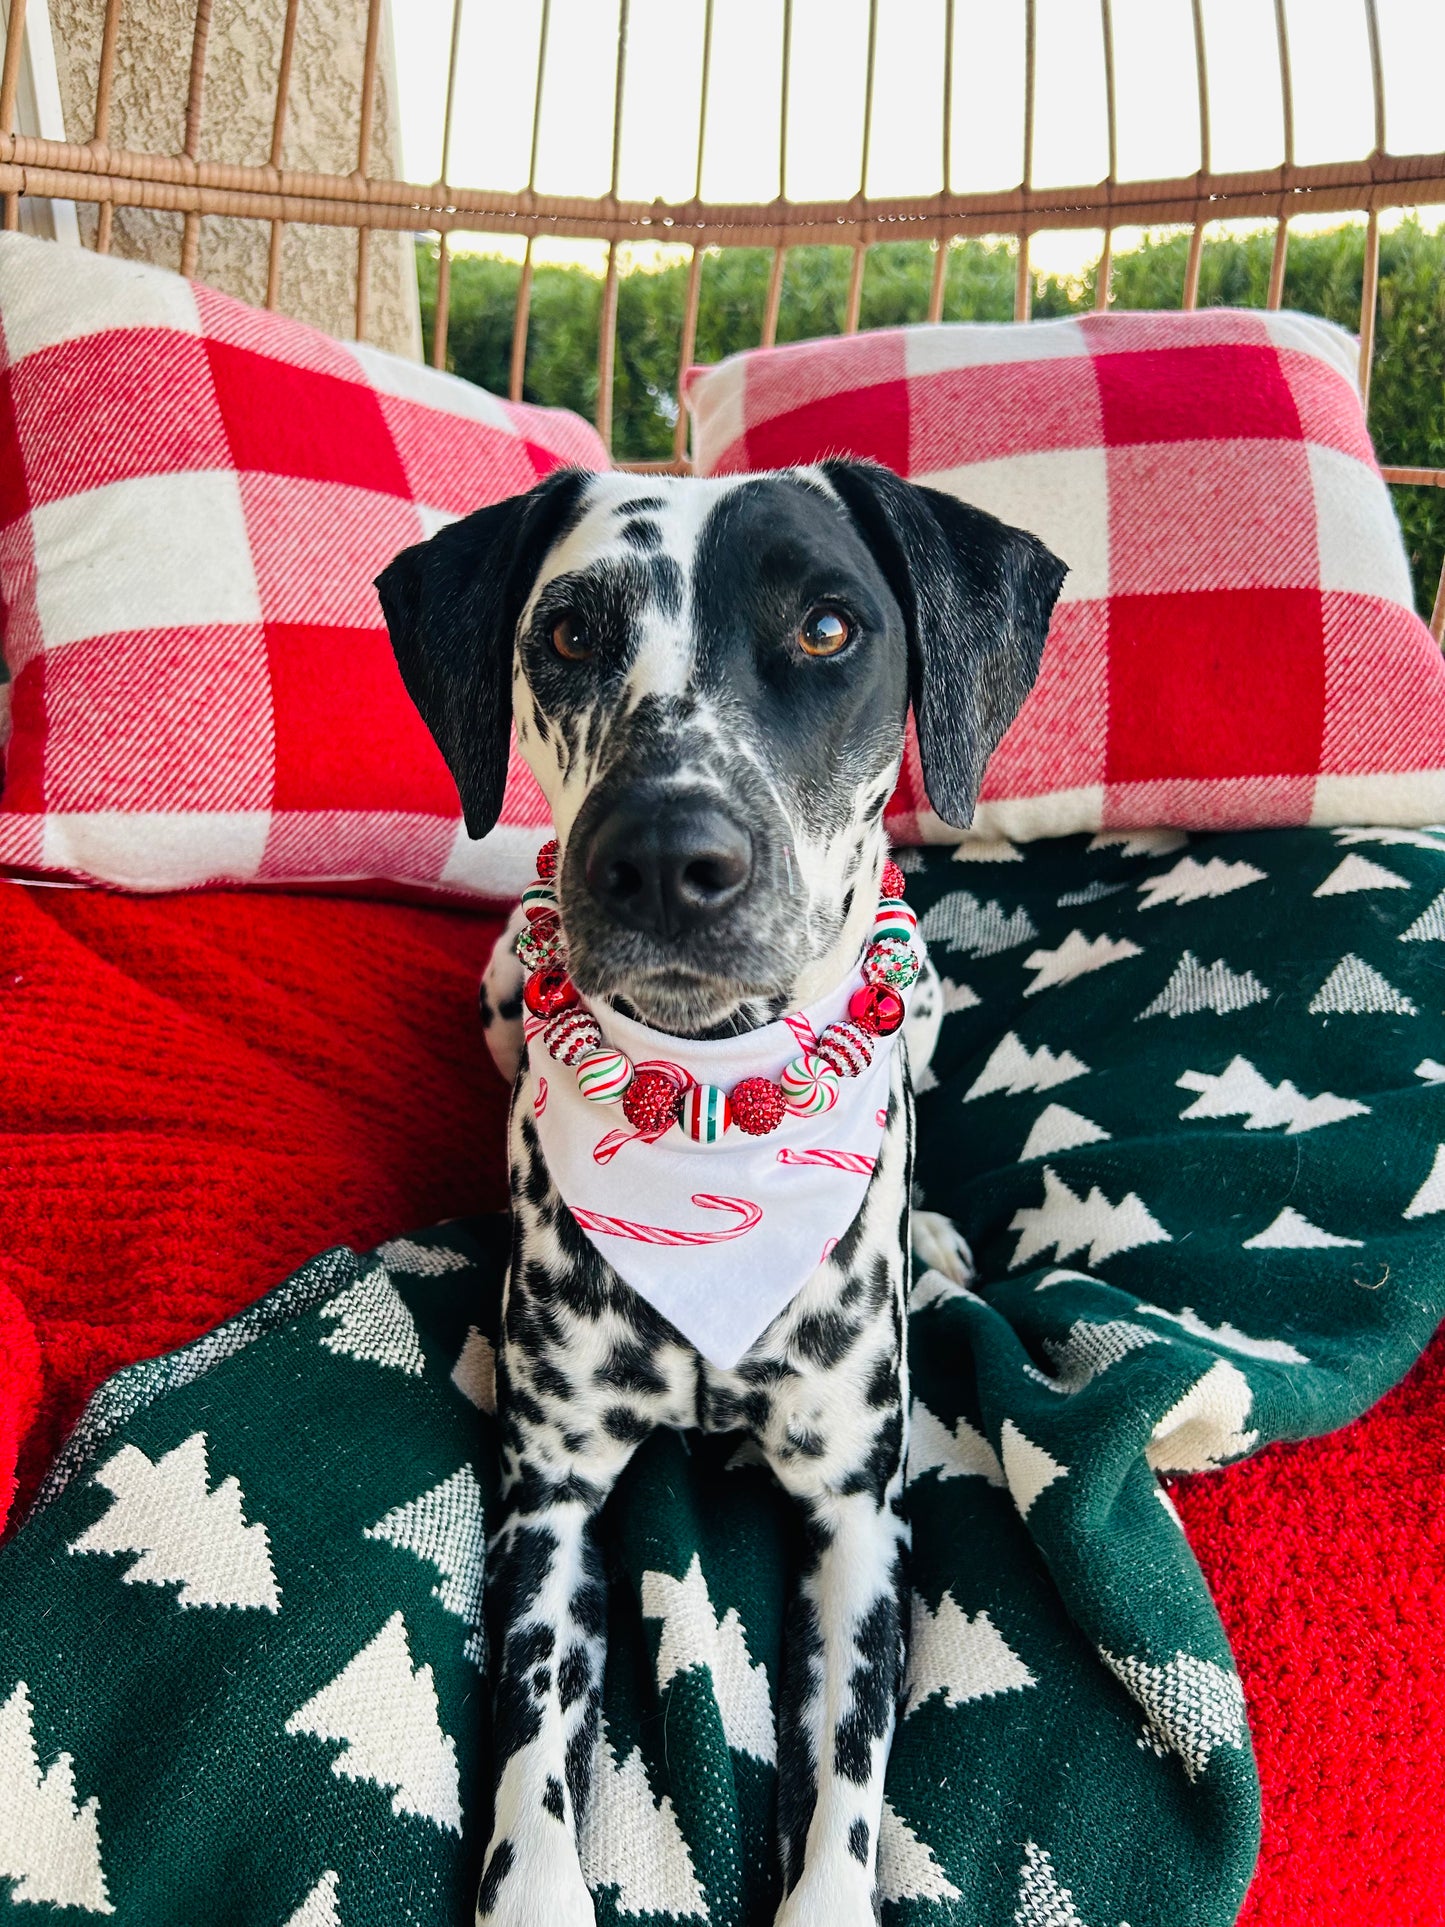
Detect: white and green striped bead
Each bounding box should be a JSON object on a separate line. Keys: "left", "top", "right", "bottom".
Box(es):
{"left": 873, "top": 898, "right": 918, "bottom": 946}
{"left": 682, "top": 1083, "right": 731, "bottom": 1143}
{"left": 575, "top": 1046, "right": 634, "bottom": 1103}
{"left": 522, "top": 881, "right": 558, "bottom": 921}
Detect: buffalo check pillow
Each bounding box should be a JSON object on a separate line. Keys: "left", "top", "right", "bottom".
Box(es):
{"left": 0, "top": 231, "right": 609, "bottom": 899}
{"left": 686, "top": 311, "right": 1445, "bottom": 844}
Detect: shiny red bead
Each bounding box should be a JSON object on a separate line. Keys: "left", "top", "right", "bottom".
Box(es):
{"left": 881, "top": 858, "right": 906, "bottom": 900}
{"left": 730, "top": 1076, "right": 787, "bottom": 1136}
{"left": 523, "top": 967, "right": 580, "bottom": 1019}
{"left": 536, "top": 838, "right": 559, "bottom": 880}
{"left": 622, "top": 1067, "right": 682, "bottom": 1135}
{"left": 849, "top": 983, "right": 905, "bottom": 1036}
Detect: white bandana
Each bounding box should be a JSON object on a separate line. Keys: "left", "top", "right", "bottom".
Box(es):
{"left": 524, "top": 968, "right": 909, "bottom": 1370}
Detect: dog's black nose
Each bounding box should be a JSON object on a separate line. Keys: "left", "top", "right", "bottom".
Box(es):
{"left": 585, "top": 799, "right": 753, "bottom": 938}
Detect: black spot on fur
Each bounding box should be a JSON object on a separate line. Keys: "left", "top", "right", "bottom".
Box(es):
{"left": 490, "top": 1526, "right": 557, "bottom": 1624}
{"left": 834, "top": 1593, "right": 900, "bottom": 1783}
{"left": 777, "top": 1590, "right": 824, "bottom": 1890}
{"left": 531, "top": 1667, "right": 551, "bottom": 1697}
{"left": 534, "top": 1359, "right": 573, "bottom": 1402}
{"left": 792, "top": 1310, "right": 858, "bottom": 1369}
{"left": 493, "top": 1665, "right": 543, "bottom": 1761}
{"left": 543, "top": 1775, "right": 566, "bottom": 1821}
{"left": 602, "top": 1403, "right": 653, "bottom": 1444}
{"left": 477, "top": 1840, "right": 515, "bottom": 1916}
{"left": 597, "top": 1341, "right": 668, "bottom": 1396}
{"left": 839, "top": 1407, "right": 904, "bottom": 1498}
{"left": 559, "top": 1644, "right": 591, "bottom": 1709}
{"left": 848, "top": 1818, "right": 870, "bottom": 1863}
{"left": 619, "top": 516, "right": 663, "bottom": 552}
{"left": 865, "top": 1351, "right": 897, "bottom": 1409}
{"left": 512, "top": 1625, "right": 556, "bottom": 1671}
{"left": 565, "top": 1688, "right": 602, "bottom": 1821}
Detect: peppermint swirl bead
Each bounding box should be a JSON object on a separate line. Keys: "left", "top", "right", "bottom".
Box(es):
{"left": 521, "top": 881, "right": 558, "bottom": 923}
{"left": 872, "top": 898, "right": 918, "bottom": 947}
{"left": 779, "top": 1052, "right": 840, "bottom": 1116}
{"left": 515, "top": 916, "right": 564, "bottom": 973}
{"left": 863, "top": 936, "right": 920, "bottom": 991}
{"left": 731, "top": 1076, "right": 787, "bottom": 1136}
{"left": 682, "top": 1084, "right": 731, "bottom": 1143}
{"left": 536, "top": 838, "right": 559, "bottom": 880}
{"left": 576, "top": 1047, "right": 634, "bottom": 1104}
{"left": 816, "top": 1020, "right": 874, "bottom": 1078}
{"left": 544, "top": 1008, "right": 602, "bottom": 1067}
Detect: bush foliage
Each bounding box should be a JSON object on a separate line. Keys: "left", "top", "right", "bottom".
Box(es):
{"left": 418, "top": 222, "right": 1445, "bottom": 619}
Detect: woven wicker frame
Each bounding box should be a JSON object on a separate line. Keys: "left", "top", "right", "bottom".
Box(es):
{"left": 3, "top": 0, "right": 1443, "bottom": 635}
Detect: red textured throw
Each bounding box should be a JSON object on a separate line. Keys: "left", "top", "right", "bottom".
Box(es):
{"left": 0, "top": 882, "right": 1440, "bottom": 1921}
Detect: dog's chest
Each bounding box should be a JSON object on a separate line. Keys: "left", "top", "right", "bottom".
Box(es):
{"left": 502, "top": 1050, "right": 913, "bottom": 1472}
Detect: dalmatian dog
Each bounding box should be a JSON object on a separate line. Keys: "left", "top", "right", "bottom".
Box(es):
{"left": 376, "top": 463, "right": 1064, "bottom": 1927}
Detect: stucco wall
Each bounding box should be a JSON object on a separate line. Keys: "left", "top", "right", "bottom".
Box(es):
{"left": 46, "top": 0, "right": 422, "bottom": 358}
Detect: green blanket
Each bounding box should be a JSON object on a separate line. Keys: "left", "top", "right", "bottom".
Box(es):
{"left": 4, "top": 828, "right": 1444, "bottom": 1927}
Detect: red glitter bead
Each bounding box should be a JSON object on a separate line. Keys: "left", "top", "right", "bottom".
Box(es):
{"left": 536, "top": 838, "right": 559, "bottom": 880}
{"left": 523, "top": 967, "right": 580, "bottom": 1019}
{"left": 730, "top": 1076, "right": 787, "bottom": 1136}
{"left": 849, "top": 983, "right": 905, "bottom": 1036}
{"left": 622, "top": 1067, "right": 682, "bottom": 1135}
{"left": 881, "top": 858, "right": 906, "bottom": 900}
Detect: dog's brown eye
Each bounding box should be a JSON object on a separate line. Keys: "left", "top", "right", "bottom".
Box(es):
{"left": 551, "top": 614, "right": 593, "bottom": 663}
{"left": 798, "top": 606, "right": 852, "bottom": 658}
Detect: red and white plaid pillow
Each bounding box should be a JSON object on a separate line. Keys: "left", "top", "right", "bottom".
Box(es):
{"left": 0, "top": 232, "right": 609, "bottom": 899}
{"left": 687, "top": 311, "right": 1445, "bottom": 841}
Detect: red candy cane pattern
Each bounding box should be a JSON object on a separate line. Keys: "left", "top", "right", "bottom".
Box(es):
{"left": 534, "top": 1075, "right": 548, "bottom": 1117}
{"left": 775, "top": 1147, "right": 878, "bottom": 1175}
{"left": 571, "top": 1194, "right": 763, "bottom": 1245}
{"left": 783, "top": 1010, "right": 820, "bottom": 1055}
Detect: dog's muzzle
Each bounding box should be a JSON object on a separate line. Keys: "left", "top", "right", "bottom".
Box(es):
{"left": 584, "top": 788, "right": 753, "bottom": 941}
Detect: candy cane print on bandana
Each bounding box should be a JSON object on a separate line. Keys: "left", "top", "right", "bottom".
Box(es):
{"left": 521, "top": 846, "right": 921, "bottom": 1368}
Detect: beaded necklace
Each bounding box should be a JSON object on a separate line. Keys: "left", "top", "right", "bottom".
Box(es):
{"left": 515, "top": 840, "right": 920, "bottom": 1146}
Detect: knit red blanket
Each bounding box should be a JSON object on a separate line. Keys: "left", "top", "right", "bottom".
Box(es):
{"left": 2, "top": 879, "right": 1441, "bottom": 1926}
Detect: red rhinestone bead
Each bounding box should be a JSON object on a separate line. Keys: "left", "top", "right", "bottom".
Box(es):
{"left": 523, "top": 967, "right": 580, "bottom": 1019}
{"left": 622, "top": 1067, "right": 682, "bottom": 1135}
{"left": 881, "top": 858, "right": 906, "bottom": 900}
{"left": 536, "top": 838, "right": 559, "bottom": 880}
{"left": 730, "top": 1076, "right": 787, "bottom": 1136}
{"left": 849, "top": 983, "right": 905, "bottom": 1036}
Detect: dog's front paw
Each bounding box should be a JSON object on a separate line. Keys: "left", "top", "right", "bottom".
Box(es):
{"left": 476, "top": 1837, "right": 596, "bottom": 1927}
{"left": 773, "top": 1863, "right": 878, "bottom": 1927}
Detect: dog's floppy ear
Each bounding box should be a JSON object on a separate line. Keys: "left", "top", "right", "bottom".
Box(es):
{"left": 375, "top": 467, "right": 589, "bottom": 838}
{"left": 821, "top": 460, "right": 1067, "bottom": 829}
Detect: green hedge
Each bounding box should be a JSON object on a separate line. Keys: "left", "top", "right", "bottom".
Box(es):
{"left": 418, "top": 222, "right": 1445, "bottom": 621}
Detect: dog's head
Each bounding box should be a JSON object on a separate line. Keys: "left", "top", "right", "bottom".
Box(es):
{"left": 377, "top": 464, "right": 1065, "bottom": 1035}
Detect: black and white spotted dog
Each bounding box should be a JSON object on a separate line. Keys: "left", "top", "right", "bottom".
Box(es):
{"left": 377, "top": 463, "right": 1064, "bottom": 1927}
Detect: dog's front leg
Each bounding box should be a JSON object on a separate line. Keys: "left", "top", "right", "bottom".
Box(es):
{"left": 478, "top": 1466, "right": 616, "bottom": 1927}
{"left": 766, "top": 1070, "right": 912, "bottom": 1927}
{"left": 774, "top": 1480, "right": 907, "bottom": 1927}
